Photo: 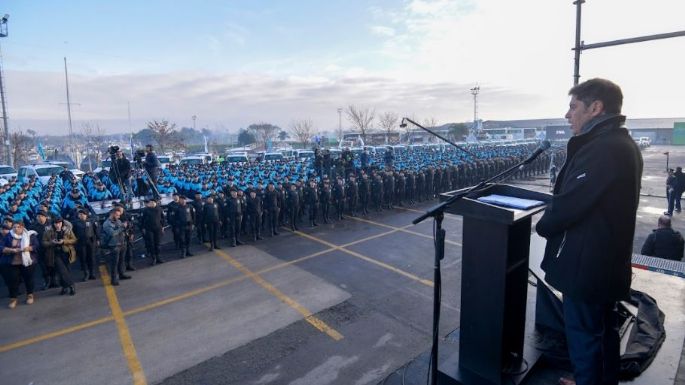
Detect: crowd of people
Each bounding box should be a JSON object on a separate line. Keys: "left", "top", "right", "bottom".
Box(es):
{"left": 0, "top": 141, "right": 557, "bottom": 309}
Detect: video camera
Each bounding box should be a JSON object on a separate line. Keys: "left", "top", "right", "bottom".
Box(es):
{"left": 108, "top": 145, "right": 120, "bottom": 156}
{"left": 133, "top": 148, "right": 146, "bottom": 164}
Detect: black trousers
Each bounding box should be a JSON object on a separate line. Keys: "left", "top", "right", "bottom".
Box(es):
{"left": 1, "top": 264, "right": 35, "bottom": 298}
{"left": 205, "top": 222, "right": 219, "bottom": 247}
{"left": 78, "top": 242, "right": 96, "bottom": 276}
{"left": 180, "top": 226, "right": 192, "bottom": 251}
{"left": 249, "top": 214, "right": 261, "bottom": 238}
{"left": 321, "top": 201, "right": 330, "bottom": 221}
{"left": 288, "top": 206, "right": 298, "bottom": 228}
{"left": 196, "top": 220, "right": 206, "bottom": 243}
{"left": 54, "top": 252, "right": 74, "bottom": 288}
{"left": 267, "top": 209, "right": 279, "bottom": 234}
{"left": 229, "top": 215, "right": 242, "bottom": 244}
{"left": 308, "top": 204, "right": 318, "bottom": 221}
{"left": 144, "top": 229, "right": 162, "bottom": 256}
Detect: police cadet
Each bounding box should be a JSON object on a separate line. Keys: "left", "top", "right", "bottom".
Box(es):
{"left": 333, "top": 176, "right": 346, "bottom": 220}
{"left": 372, "top": 172, "right": 384, "bottom": 212}
{"left": 191, "top": 192, "right": 205, "bottom": 244}
{"left": 216, "top": 191, "right": 228, "bottom": 238}
{"left": 396, "top": 171, "right": 406, "bottom": 207}
{"left": 246, "top": 190, "right": 263, "bottom": 241}
{"left": 175, "top": 196, "right": 195, "bottom": 257}
{"left": 202, "top": 195, "right": 221, "bottom": 251}
{"left": 167, "top": 193, "right": 181, "bottom": 249}
{"left": 141, "top": 199, "right": 165, "bottom": 265}
{"left": 417, "top": 170, "right": 426, "bottom": 202}
{"left": 406, "top": 170, "right": 416, "bottom": 205}
{"left": 263, "top": 182, "right": 280, "bottom": 236}
{"left": 304, "top": 179, "right": 319, "bottom": 227}
{"left": 226, "top": 189, "right": 244, "bottom": 247}
{"left": 359, "top": 173, "right": 371, "bottom": 215}
{"left": 320, "top": 179, "right": 332, "bottom": 224}
{"left": 276, "top": 183, "right": 286, "bottom": 227}
{"left": 383, "top": 171, "right": 395, "bottom": 209}
{"left": 286, "top": 184, "right": 300, "bottom": 231}
{"left": 73, "top": 208, "right": 98, "bottom": 280}
{"left": 346, "top": 175, "right": 359, "bottom": 217}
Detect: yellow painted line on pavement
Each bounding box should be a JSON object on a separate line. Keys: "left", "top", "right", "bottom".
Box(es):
{"left": 0, "top": 227, "right": 405, "bottom": 353}
{"left": 349, "top": 216, "right": 462, "bottom": 246}
{"left": 213, "top": 249, "right": 344, "bottom": 341}
{"left": 99, "top": 265, "right": 148, "bottom": 385}
{"left": 0, "top": 315, "right": 114, "bottom": 353}
{"left": 293, "top": 230, "right": 434, "bottom": 287}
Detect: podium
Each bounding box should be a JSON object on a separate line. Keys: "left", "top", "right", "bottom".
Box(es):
{"left": 437, "top": 183, "right": 551, "bottom": 385}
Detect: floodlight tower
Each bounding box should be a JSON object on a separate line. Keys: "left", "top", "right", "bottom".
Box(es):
{"left": 0, "top": 14, "right": 10, "bottom": 165}
{"left": 470, "top": 85, "right": 480, "bottom": 136}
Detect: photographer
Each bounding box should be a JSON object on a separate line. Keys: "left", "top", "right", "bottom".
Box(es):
{"left": 109, "top": 147, "right": 132, "bottom": 200}
{"left": 144, "top": 144, "right": 161, "bottom": 183}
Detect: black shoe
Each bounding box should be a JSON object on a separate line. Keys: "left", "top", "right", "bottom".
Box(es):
{"left": 236, "top": 241, "right": 244, "bottom": 245}
{"left": 126, "top": 265, "right": 136, "bottom": 271}
{"left": 68, "top": 286, "right": 76, "bottom": 296}
{"left": 49, "top": 282, "right": 59, "bottom": 289}
{"left": 257, "top": 236, "right": 264, "bottom": 240}
{"left": 186, "top": 251, "right": 194, "bottom": 256}
{"left": 157, "top": 257, "right": 165, "bottom": 263}
{"left": 230, "top": 243, "right": 236, "bottom": 247}
{"left": 111, "top": 280, "right": 120, "bottom": 286}
{"left": 88, "top": 274, "right": 96, "bottom": 280}
{"left": 274, "top": 231, "right": 279, "bottom": 235}
{"left": 214, "top": 245, "right": 221, "bottom": 250}
{"left": 119, "top": 275, "right": 132, "bottom": 280}
{"left": 60, "top": 287, "right": 68, "bottom": 295}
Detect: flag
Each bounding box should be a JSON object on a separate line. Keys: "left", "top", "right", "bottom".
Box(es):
{"left": 37, "top": 142, "right": 46, "bottom": 160}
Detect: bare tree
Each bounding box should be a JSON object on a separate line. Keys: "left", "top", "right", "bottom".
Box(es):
{"left": 147, "top": 119, "right": 179, "bottom": 153}
{"left": 248, "top": 122, "right": 280, "bottom": 150}
{"left": 9, "top": 130, "right": 34, "bottom": 167}
{"left": 378, "top": 112, "right": 399, "bottom": 144}
{"left": 289, "top": 119, "right": 314, "bottom": 147}
{"left": 345, "top": 105, "right": 375, "bottom": 143}
{"left": 423, "top": 117, "right": 439, "bottom": 142}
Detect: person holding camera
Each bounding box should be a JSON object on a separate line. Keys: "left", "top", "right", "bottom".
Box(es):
{"left": 101, "top": 207, "right": 132, "bottom": 286}
{"left": 109, "top": 147, "right": 132, "bottom": 200}
{"left": 144, "top": 144, "right": 161, "bottom": 184}
{"left": 42, "top": 217, "right": 77, "bottom": 295}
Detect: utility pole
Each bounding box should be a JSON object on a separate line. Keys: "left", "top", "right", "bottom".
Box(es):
{"left": 470, "top": 85, "right": 480, "bottom": 137}
{"left": 572, "top": 0, "right": 584, "bottom": 85}
{"left": 0, "top": 14, "right": 10, "bottom": 166}
{"left": 337, "top": 107, "right": 342, "bottom": 141}
{"left": 192, "top": 115, "right": 197, "bottom": 131}
{"left": 64, "top": 57, "right": 75, "bottom": 162}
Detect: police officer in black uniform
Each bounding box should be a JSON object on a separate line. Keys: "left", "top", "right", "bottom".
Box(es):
{"left": 286, "top": 184, "right": 300, "bottom": 231}
{"left": 226, "top": 189, "right": 244, "bottom": 246}
{"left": 320, "top": 179, "right": 332, "bottom": 223}
{"left": 191, "top": 192, "right": 205, "bottom": 244}
{"left": 263, "top": 183, "right": 280, "bottom": 236}
{"left": 246, "top": 190, "right": 263, "bottom": 241}
{"left": 175, "top": 196, "right": 195, "bottom": 258}
{"left": 141, "top": 199, "right": 165, "bottom": 265}
{"left": 305, "top": 179, "right": 319, "bottom": 227}
{"left": 73, "top": 209, "right": 98, "bottom": 280}
{"left": 203, "top": 195, "right": 221, "bottom": 250}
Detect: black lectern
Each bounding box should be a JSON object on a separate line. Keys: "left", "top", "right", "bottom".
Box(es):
{"left": 438, "top": 183, "right": 551, "bottom": 385}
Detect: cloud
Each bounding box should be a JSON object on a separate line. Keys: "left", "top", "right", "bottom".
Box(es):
{"left": 370, "top": 25, "right": 396, "bottom": 37}
{"left": 4, "top": 69, "right": 539, "bottom": 135}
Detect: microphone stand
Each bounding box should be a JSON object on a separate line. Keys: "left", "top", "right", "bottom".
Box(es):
{"left": 411, "top": 135, "right": 548, "bottom": 385}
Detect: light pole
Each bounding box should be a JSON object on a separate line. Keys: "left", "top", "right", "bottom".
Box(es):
{"left": 337, "top": 107, "right": 342, "bottom": 142}
{"left": 0, "top": 14, "right": 10, "bottom": 165}
{"left": 192, "top": 115, "right": 197, "bottom": 131}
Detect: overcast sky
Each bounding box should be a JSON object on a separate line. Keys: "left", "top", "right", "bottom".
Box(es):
{"left": 1, "top": 0, "right": 684, "bottom": 135}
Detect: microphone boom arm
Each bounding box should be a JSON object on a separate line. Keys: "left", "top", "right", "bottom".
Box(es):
{"left": 402, "top": 118, "right": 476, "bottom": 158}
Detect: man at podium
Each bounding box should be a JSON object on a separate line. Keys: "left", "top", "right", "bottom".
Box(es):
{"left": 535, "top": 78, "right": 643, "bottom": 385}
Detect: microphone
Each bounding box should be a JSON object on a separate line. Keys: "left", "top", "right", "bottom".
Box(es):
{"left": 522, "top": 140, "right": 551, "bottom": 164}
{"left": 399, "top": 118, "right": 407, "bottom": 128}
